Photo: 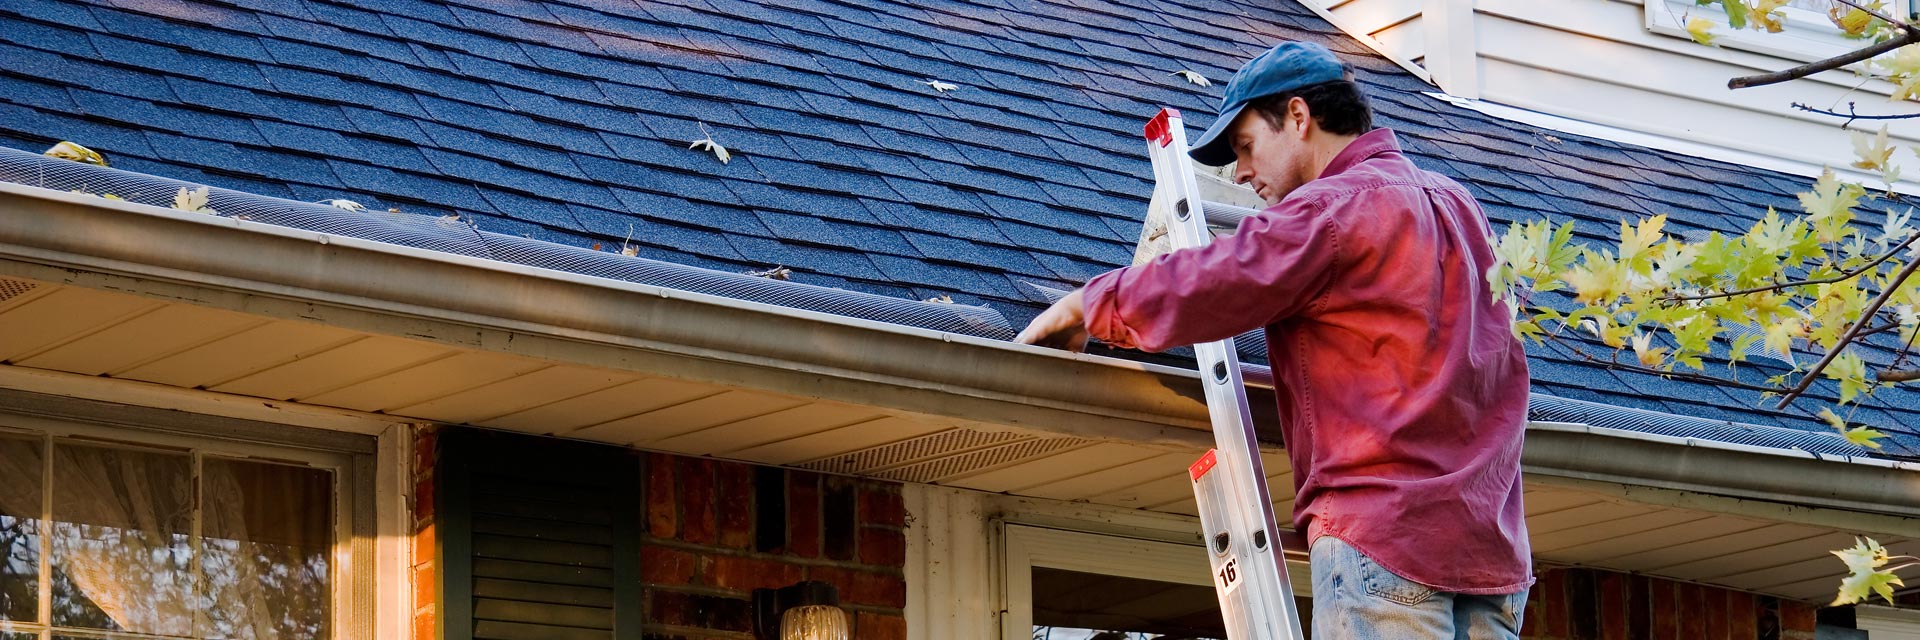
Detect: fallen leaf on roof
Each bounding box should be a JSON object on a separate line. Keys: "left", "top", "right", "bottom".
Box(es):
{"left": 1170, "top": 70, "right": 1211, "bottom": 87}
{"left": 590, "top": 242, "right": 604, "bottom": 251}
{"left": 745, "top": 266, "right": 792, "bottom": 280}
{"left": 689, "top": 121, "right": 731, "bottom": 164}
{"left": 172, "top": 186, "right": 216, "bottom": 214}
{"left": 316, "top": 198, "right": 368, "bottom": 212}
{"left": 44, "top": 141, "right": 107, "bottom": 166}
{"left": 923, "top": 79, "right": 959, "bottom": 93}
{"left": 388, "top": 207, "right": 402, "bottom": 213}
{"left": 1541, "top": 135, "right": 1562, "bottom": 144}
{"left": 924, "top": 295, "right": 954, "bottom": 304}
{"left": 621, "top": 245, "right": 639, "bottom": 257}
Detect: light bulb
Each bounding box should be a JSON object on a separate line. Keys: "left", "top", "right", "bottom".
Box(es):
{"left": 780, "top": 604, "right": 850, "bottom": 640}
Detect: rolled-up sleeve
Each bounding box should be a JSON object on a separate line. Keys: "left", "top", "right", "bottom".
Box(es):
{"left": 1082, "top": 196, "right": 1341, "bottom": 352}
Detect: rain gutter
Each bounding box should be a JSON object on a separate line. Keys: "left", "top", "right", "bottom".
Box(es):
{"left": 2, "top": 182, "right": 1917, "bottom": 519}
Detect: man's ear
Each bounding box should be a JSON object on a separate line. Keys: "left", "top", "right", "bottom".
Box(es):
{"left": 1287, "top": 96, "right": 1312, "bottom": 140}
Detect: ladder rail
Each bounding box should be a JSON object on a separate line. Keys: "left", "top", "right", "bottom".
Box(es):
{"left": 1143, "top": 108, "right": 1308, "bottom": 640}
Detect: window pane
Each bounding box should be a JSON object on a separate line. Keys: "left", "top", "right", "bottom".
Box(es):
{"left": 200, "top": 458, "right": 332, "bottom": 640}
{"left": 49, "top": 443, "right": 192, "bottom": 636}
{"left": 1031, "top": 567, "right": 1233, "bottom": 639}
{"left": 0, "top": 436, "right": 41, "bottom": 623}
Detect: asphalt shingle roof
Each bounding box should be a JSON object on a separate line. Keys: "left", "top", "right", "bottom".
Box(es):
{"left": 1, "top": 0, "right": 1915, "bottom": 455}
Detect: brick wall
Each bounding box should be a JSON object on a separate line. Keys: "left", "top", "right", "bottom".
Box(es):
{"left": 411, "top": 425, "right": 439, "bottom": 640}
{"left": 1521, "top": 567, "right": 1821, "bottom": 640}
{"left": 641, "top": 453, "right": 907, "bottom": 640}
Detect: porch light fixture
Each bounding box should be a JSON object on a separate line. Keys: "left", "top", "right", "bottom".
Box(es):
{"left": 752, "top": 580, "right": 850, "bottom": 640}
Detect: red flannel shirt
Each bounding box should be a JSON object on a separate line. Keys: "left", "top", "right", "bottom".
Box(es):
{"left": 1083, "top": 129, "right": 1533, "bottom": 594}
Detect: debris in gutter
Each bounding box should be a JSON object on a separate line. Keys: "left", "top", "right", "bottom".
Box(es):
{"left": 316, "top": 198, "right": 368, "bottom": 212}
{"left": 172, "top": 186, "right": 217, "bottom": 214}
{"left": 745, "top": 266, "right": 792, "bottom": 280}
{"left": 44, "top": 141, "right": 107, "bottom": 166}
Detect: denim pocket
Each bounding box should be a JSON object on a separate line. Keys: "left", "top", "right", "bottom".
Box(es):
{"left": 1361, "top": 557, "right": 1437, "bottom": 606}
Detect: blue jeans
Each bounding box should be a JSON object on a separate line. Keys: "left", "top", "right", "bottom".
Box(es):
{"left": 1309, "top": 536, "right": 1528, "bottom": 640}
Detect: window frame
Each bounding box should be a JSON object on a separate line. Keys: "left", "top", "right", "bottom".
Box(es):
{"left": 997, "top": 523, "right": 1313, "bottom": 639}
{"left": 0, "top": 394, "right": 376, "bottom": 640}
{"left": 1645, "top": 0, "right": 1919, "bottom": 64}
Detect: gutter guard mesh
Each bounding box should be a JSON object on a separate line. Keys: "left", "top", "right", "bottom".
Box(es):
{"left": 0, "top": 147, "right": 1016, "bottom": 340}
{"left": 1527, "top": 393, "right": 1877, "bottom": 458}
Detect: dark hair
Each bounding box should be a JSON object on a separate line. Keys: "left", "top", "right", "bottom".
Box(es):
{"left": 1246, "top": 79, "right": 1374, "bottom": 136}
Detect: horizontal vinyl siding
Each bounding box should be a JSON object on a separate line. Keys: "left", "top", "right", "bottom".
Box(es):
{"left": 1474, "top": 0, "right": 1920, "bottom": 179}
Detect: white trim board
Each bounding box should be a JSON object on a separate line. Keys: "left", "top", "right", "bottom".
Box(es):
{"left": 1423, "top": 94, "right": 1920, "bottom": 199}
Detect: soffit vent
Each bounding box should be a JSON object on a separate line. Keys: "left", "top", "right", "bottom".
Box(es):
{"left": 802, "top": 429, "right": 1027, "bottom": 475}
{"left": 0, "top": 278, "right": 37, "bottom": 304}
{"left": 870, "top": 437, "right": 1087, "bottom": 484}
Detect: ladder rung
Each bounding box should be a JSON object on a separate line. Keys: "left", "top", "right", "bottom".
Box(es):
{"left": 1176, "top": 198, "right": 1261, "bottom": 231}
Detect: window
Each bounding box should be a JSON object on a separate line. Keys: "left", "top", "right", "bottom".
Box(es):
{"left": 0, "top": 415, "right": 357, "bottom": 640}
{"left": 1001, "top": 525, "right": 1313, "bottom": 640}
{"left": 1647, "top": 0, "right": 1920, "bottom": 62}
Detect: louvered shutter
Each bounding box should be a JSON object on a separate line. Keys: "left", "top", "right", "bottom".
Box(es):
{"left": 436, "top": 428, "right": 642, "bottom": 640}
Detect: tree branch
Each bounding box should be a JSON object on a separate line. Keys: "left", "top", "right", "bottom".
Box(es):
{"left": 1729, "top": 31, "right": 1920, "bottom": 89}
{"left": 1879, "top": 368, "right": 1920, "bottom": 382}
{"left": 1776, "top": 254, "right": 1920, "bottom": 408}
{"left": 1790, "top": 101, "right": 1920, "bottom": 129}
{"left": 1664, "top": 231, "right": 1920, "bottom": 302}
{"left": 1549, "top": 335, "right": 1788, "bottom": 393}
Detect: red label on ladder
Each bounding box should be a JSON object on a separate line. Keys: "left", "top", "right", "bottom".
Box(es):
{"left": 1145, "top": 108, "right": 1180, "bottom": 147}
{"left": 1189, "top": 448, "right": 1219, "bottom": 481}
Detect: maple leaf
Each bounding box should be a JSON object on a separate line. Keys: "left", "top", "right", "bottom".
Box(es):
{"left": 44, "top": 141, "right": 108, "bottom": 166}
{"left": 1880, "top": 44, "right": 1920, "bottom": 99}
{"left": 1829, "top": 2, "right": 1880, "bottom": 37}
{"left": 1799, "top": 170, "right": 1865, "bottom": 223}
{"left": 172, "top": 186, "right": 216, "bottom": 214}
{"left": 1852, "top": 125, "right": 1896, "bottom": 172}
{"left": 689, "top": 137, "right": 731, "bottom": 164}
{"left": 1831, "top": 537, "right": 1908, "bottom": 605}
{"left": 1630, "top": 332, "right": 1670, "bottom": 368}
{"left": 923, "top": 79, "right": 959, "bottom": 92}
{"left": 1749, "top": 0, "right": 1789, "bottom": 32}
{"left": 1879, "top": 207, "right": 1915, "bottom": 249}
{"left": 1686, "top": 15, "right": 1717, "bottom": 44}
{"left": 1825, "top": 351, "right": 1873, "bottom": 404}
{"left": 689, "top": 121, "right": 732, "bottom": 164}
{"left": 1170, "top": 70, "right": 1212, "bottom": 86}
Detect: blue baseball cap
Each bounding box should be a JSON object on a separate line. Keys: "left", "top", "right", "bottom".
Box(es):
{"left": 1189, "top": 42, "right": 1347, "bottom": 166}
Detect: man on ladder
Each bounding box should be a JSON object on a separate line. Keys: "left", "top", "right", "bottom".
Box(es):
{"left": 1017, "top": 42, "right": 1534, "bottom": 640}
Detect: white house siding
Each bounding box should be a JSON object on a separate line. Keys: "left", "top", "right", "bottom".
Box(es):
{"left": 1303, "top": 0, "right": 1920, "bottom": 185}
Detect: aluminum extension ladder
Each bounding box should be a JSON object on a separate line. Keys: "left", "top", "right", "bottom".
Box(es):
{"left": 1142, "top": 107, "right": 1308, "bottom": 640}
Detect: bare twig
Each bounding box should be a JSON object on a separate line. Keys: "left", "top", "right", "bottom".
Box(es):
{"left": 1776, "top": 254, "right": 1920, "bottom": 408}
{"left": 1730, "top": 31, "right": 1920, "bottom": 89}
{"left": 1664, "top": 231, "right": 1920, "bottom": 302}
{"left": 1881, "top": 368, "right": 1920, "bottom": 382}
{"left": 1549, "top": 335, "right": 1789, "bottom": 393}
{"left": 1791, "top": 101, "right": 1920, "bottom": 129}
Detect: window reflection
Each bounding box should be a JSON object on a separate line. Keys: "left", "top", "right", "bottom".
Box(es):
{"left": 50, "top": 443, "right": 194, "bottom": 635}
{"left": 0, "top": 436, "right": 335, "bottom": 639}
{"left": 0, "top": 436, "right": 40, "bottom": 623}
{"left": 200, "top": 458, "right": 332, "bottom": 639}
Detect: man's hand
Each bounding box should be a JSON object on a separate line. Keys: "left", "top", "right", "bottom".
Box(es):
{"left": 1016, "top": 289, "right": 1091, "bottom": 352}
